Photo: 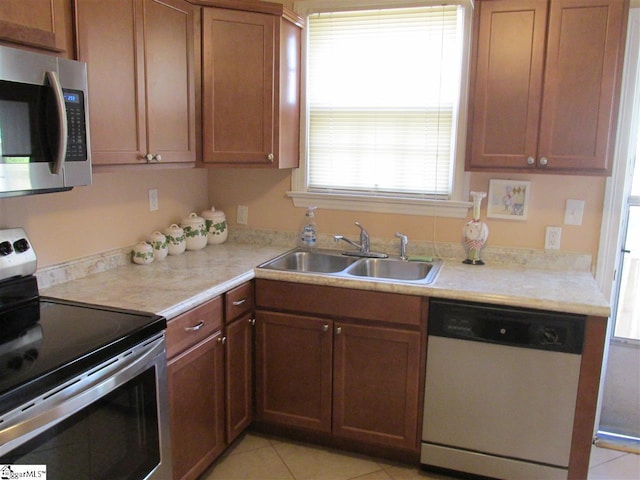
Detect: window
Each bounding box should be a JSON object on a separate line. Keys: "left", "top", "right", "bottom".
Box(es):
{"left": 290, "top": 0, "right": 473, "bottom": 217}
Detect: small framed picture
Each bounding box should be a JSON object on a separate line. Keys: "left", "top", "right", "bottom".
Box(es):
{"left": 487, "top": 179, "right": 531, "bottom": 221}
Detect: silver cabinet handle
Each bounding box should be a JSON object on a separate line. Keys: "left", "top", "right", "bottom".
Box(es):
{"left": 153, "top": 154, "right": 162, "bottom": 162}
{"left": 336, "top": 327, "right": 342, "bottom": 335}
{"left": 184, "top": 321, "right": 204, "bottom": 332}
{"left": 526, "top": 156, "right": 535, "bottom": 165}
{"left": 249, "top": 318, "right": 256, "bottom": 325}
{"left": 144, "top": 153, "right": 154, "bottom": 162}
{"left": 46, "top": 71, "right": 67, "bottom": 175}
{"left": 267, "top": 153, "right": 274, "bottom": 162}
{"left": 232, "top": 298, "right": 247, "bottom": 306}
{"left": 322, "top": 324, "right": 329, "bottom": 332}
{"left": 539, "top": 157, "right": 548, "bottom": 166}
{"left": 218, "top": 336, "right": 227, "bottom": 344}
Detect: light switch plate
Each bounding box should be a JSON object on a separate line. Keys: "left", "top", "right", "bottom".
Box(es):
{"left": 564, "top": 199, "right": 584, "bottom": 226}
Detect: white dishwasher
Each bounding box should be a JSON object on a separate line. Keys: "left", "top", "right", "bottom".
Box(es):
{"left": 421, "top": 299, "right": 585, "bottom": 480}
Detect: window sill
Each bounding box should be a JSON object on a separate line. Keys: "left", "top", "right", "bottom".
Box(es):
{"left": 287, "top": 191, "right": 472, "bottom": 218}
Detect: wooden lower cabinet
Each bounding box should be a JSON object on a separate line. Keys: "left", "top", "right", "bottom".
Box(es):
{"left": 255, "top": 280, "right": 424, "bottom": 453}
{"left": 333, "top": 323, "right": 420, "bottom": 450}
{"left": 255, "top": 311, "right": 333, "bottom": 432}
{"left": 225, "top": 313, "right": 255, "bottom": 444}
{"left": 166, "top": 296, "right": 226, "bottom": 480}
{"left": 168, "top": 332, "right": 225, "bottom": 480}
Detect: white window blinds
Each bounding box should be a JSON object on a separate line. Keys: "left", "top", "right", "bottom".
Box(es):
{"left": 306, "top": 5, "right": 463, "bottom": 198}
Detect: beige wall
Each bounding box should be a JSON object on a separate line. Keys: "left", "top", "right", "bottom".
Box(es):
{"left": 206, "top": 0, "right": 607, "bottom": 264}
{"left": 0, "top": 0, "right": 608, "bottom": 271}
{"left": 207, "top": 168, "right": 606, "bottom": 261}
{"left": 0, "top": 168, "right": 209, "bottom": 267}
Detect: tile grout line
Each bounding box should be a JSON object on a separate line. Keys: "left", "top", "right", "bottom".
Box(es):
{"left": 268, "top": 439, "right": 299, "bottom": 480}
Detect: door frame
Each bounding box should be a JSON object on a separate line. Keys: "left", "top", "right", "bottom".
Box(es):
{"left": 594, "top": 4, "right": 640, "bottom": 435}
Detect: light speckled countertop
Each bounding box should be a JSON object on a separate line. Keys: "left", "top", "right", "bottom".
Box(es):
{"left": 39, "top": 242, "right": 611, "bottom": 319}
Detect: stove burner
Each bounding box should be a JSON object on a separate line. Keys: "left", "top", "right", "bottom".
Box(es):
{"left": 0, "top": 227, "right": 166, "bottom": 416}
{"left": 0, "top": 324, "right": 42, "bottom": 380}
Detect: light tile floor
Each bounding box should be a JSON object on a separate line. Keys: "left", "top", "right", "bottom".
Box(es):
{"left": 201, "top": 432, "right": 640, "bottom": 480}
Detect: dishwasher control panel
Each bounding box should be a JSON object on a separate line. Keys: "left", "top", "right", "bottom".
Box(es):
{"left": 429, "top": 299, "right": 585, "bottom": 354}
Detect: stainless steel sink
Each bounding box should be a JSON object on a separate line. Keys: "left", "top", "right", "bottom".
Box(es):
{"left": 258, "top": 249, "right": 359, "bottom": 273}
{"left": 258, "top": 248, "right": 442, "bottom": 285}
{"left": 345, "top": 258, "right": 436, "bottom": 282}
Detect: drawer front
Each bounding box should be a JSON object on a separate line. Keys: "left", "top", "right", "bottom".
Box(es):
{"left": 225, "top": 281, "right": 254, "bottom": 323}
{"left": 167, "top": 296, "right": 223, "bottom": 358}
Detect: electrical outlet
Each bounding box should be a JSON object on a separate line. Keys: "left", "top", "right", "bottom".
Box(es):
{"left": 237, "top": 205, "right": 248, "bottom": 225}
{"left": 545, "top": 226, "right": 562, "bottom": 250}
{"left": 148, "top": 189, "right": 159, "bottom": 212}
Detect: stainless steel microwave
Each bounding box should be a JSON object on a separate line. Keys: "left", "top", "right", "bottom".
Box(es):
{"left": 0, "top": 45, "right": 91, "bottom": 197}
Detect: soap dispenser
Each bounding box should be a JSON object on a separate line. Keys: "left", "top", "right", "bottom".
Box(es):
{"left": 300, "top": 206, "right": 317, "bottom": 248}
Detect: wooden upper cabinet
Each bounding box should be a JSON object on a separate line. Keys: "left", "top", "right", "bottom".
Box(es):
{"left": 0, "top": 0, "right": 72, "bottom": 54}
{"left": 467, "top": 0, "right": 628, "bottom": 175}
{"left": 201, "top": 7, "right": 301, "bottom": 168}
{"left": 76, "top": 0, "right": 196, "bottom": 167}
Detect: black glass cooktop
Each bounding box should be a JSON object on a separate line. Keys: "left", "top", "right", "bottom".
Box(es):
{"left": 0, "top": 277, "right": 165, "bottom": 415}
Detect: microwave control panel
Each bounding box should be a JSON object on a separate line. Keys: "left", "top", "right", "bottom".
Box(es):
{"left": 63, "top": 89, "right": 87, "bottom": 162}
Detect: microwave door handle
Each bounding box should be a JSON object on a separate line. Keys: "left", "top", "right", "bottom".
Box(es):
{"left": 45, "top": 71, "right": 67, "bottom": 175}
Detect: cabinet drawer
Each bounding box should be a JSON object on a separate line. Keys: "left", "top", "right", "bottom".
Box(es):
{"left": 226, "top": 281, "right": 254, "bottom": 323}
{"left": 256, "top": 279, "right": 423, "bottom": 326}
{"left": 167, "top": 296, "right": 223, "bottom": 358}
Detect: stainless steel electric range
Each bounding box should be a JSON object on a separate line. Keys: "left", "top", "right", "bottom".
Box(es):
{"left": 0, "top": 228, "right": 172, "bottom": 480}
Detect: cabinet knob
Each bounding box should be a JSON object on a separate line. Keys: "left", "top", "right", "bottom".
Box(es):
{"left": 539, "top": 157, "right": 548, "bottom": 166}
{"left": 526, "top": 156, "right": 535, "bottom": 165}
{"left": 144, "top": 153, "right": 162, "bottom": 163}
{"left": 218, "top": 336, "right": 227, "bottom": 344}
{"left": 249, "top": 318, "right": 256, "bottom": 325}
{"left": 322, "top": 324, "right": 329, "bottom": 332}
{"left": 335, "top": 327, "right": 342, "bottom": 335}
{"left": 267, "top": 153, "right": 274, "bottom": 162}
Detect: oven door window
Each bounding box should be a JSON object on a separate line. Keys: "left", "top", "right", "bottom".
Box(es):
{"left": 0, "top": 367, "right": 160, "bottom": 480}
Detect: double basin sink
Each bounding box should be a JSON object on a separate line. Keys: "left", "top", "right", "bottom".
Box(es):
{"left": 258, "top": 248, "right": 442, "bottom": 285}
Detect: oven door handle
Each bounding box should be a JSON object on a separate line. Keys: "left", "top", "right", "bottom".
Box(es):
{"left": 0, "top": 335, "right": 166, "bottom": 457}
{"left": 46, "top": 70, "right": 67, "bottom": 176}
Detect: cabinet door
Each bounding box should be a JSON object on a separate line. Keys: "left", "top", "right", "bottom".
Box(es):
{"left": 333, "top": 323, "right": 421, "bottom": 451}
{"left": 143, "top": 0, "right": 196, "bottom": 164}
{"left": 76, "top": 0, "right": 146, "bottom": 165}
{"left": 0, "top": 0, "right": 70, "bottom": 53}
{"left": 467, "top": 0, "right": 548, "bottom": 171}
{"left": 202, "top": 8, "right": 276, "bottom": 165}
{"left": 225, "top": 314, "right": 254, "bottom": 444}
{"left": 168, "top": 332, "right": 225, "bottom": 480}
{"left": 538, "top": 0, "right": 626, "bottom": 174}
{"left": 76, "top": 0, "right": 195, "bottom": 166}
{"left": 255, "top": 311, "right": 332, "bottom": 432}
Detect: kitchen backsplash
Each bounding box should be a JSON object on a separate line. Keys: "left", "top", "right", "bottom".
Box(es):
{"left": 36, "top": 226, "right": 593, "bottom": 290}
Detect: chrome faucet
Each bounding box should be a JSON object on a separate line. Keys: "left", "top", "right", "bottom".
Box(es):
{"left": 396, "top": 232, "right": 408, "bottom": 260}
{"left": 333, "top": 222, "right": 388, "bottom": 258}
